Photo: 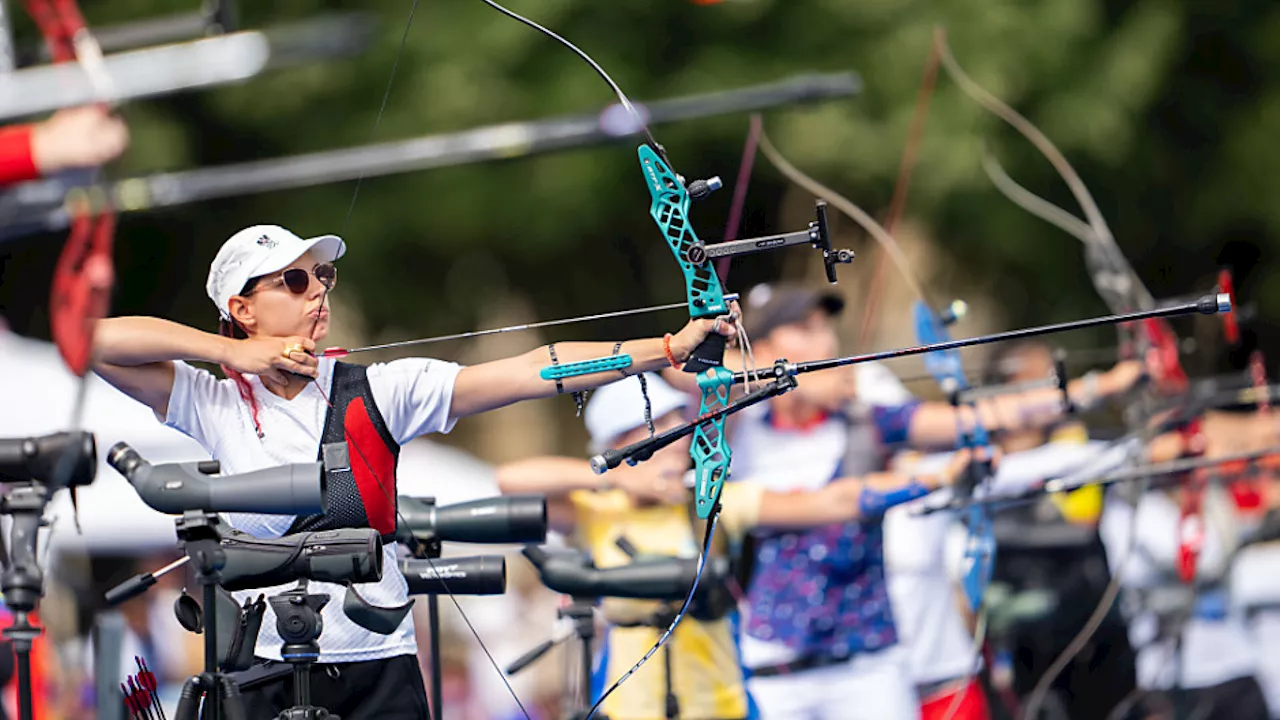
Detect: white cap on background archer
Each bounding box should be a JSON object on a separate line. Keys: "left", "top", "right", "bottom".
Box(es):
{"left": 585, "top": 373, "right": 689, "bottom": 454}
{"left": 206, "top": 225, "right": 347, "bottom": 320}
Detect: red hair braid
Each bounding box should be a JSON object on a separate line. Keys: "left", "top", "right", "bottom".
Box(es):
{"left": 218, "top": 316, "right": 264, "bottom": 439}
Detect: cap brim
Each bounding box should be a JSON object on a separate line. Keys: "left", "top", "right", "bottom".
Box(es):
{"left": 248, "top": 234, "right": 347, "bottom": 279}
{"left": 307, "top": 235, "right": 347, "bottom": 264}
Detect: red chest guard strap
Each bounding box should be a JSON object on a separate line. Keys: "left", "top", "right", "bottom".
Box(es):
{"left": 289, "top": 362, "right": 400, "bottom": 539}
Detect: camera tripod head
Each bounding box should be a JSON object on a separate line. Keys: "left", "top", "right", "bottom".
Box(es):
{"left": 267, "top": 583, "right": 341, "bottom": 720}
{"left": 269, "top": 583, "right": 329, "bottom": 664}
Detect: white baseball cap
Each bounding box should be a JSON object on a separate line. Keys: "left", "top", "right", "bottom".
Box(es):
{"left": 585, "top": 373, "right": 690, "bottom": 453}
{"left": 206, "top": 225, "right": 347, "bottom": 320}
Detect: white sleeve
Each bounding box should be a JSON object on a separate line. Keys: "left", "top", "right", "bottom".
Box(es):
{"left": 160, "top": 360, "right": 236, "bottom": 452}
{"left": 367, "top": 357, "right": 463, "bottom": 444}
{"left": 1099, "top": 491, "right": 1176, "bottom": 588}
{"left": 985, "top": 438, "right": 1140, "bottom": 496}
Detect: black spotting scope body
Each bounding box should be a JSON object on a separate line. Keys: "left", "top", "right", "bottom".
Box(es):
{"left": 108, "top": 442, "right": 325, "bottom": 515}
{"left": 398, "top": 556, "right": 506, "bottom": 596}
{"left": 0, "top": 431, "right": 95, "bottom": 487}
{"left": 220, "top": 528, "right": 383, "bottom": 592}
{"left": 397, "top": 495, "right": 547, "bottom": 545}
{"left": 521, "top": 545, "right": 727, "bottom": 603}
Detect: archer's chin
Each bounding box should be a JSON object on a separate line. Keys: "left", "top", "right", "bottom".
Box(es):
{"left": 307, "top": 318, "right": 331, "bottom": 342}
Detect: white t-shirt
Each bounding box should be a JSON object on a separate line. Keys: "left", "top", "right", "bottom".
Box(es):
{"left": 885, "top": 439, "right": 1136, "bottom": 686}
{"left": 1231, "top": 543, "right": 1280, "bottom": 718}
{"left": 162, "top": 356, "right": 461, "bottom": 662}
{"left": 1099, "top": 488, "right": 1258, "bottom": 690}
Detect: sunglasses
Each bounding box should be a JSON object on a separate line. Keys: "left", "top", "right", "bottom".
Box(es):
{"left": 246, "top": 263, "right": 338, "bottom": 296}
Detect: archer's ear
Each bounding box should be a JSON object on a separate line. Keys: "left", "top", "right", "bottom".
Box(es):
{"left": 227, "top": 296, "right": 256, "bottom": 334}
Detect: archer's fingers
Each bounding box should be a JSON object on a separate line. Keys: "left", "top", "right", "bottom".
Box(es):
{"left": 276, "top": 356, "right": 318, "bottom": 378}
{"left": 289, "top": 350, "right": 320, "bottom": 370}
{"left": 709, "top": 316, "right": 738, "bottom": 338}
{"left": 289, "top": 336, "right": 317, "bottom": 353}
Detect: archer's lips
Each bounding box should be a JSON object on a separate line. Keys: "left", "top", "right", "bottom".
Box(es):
{"left": 309, "top": 308, "right": 329, "bottom": 320}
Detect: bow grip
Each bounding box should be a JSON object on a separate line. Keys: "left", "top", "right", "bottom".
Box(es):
{"left": 683, "top": 333, "right": 726, "bottom": 374}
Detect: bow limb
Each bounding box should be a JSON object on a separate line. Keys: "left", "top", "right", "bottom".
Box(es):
{"left": 935, "top": 27, "right": 1157, "bottom": 317}
{"left": 715, "top": 114, "right": 763, "bottom": 283}
{"left": 936, "top": 25, "right": 1221, "bottom": 390}
{"left": 27, "top": 0, "right": 120, "bottom": 389}
{"left": 937, "top": 22, "right": 1191, "bottom": 713}
{"left": 978, "top": 149, "right": 1096, "bottom": 245}
{"left": 858, "top": 41, "right": 941, "bottom": 350}
{"left": 933, "top": 28, "right": 1112, "bottom": 247}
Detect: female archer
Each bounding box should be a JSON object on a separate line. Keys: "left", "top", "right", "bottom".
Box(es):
{"left": 91, "top": 224, "right": 737, "bottom": 720}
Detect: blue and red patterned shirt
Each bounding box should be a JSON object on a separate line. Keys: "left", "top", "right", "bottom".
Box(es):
{"left": 732, "top": 402, "right": 919, "bottom": 664}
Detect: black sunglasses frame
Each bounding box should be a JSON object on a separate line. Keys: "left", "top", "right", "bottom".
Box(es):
{"left": 243, "top": 262, "right": 337, "bottom": 296}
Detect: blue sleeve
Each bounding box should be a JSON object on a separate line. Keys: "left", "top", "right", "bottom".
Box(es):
{"left": 871, "top": 401, "right": 920, "bottom": 446}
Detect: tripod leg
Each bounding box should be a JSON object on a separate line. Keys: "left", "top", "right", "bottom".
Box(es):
{"left": 429, "top": 596, "right": 442, "bottom": 720}
{"left": 15, "top": 644, "right": 31, "bottom": 720}
{"left": 663, "top": 643, "right": 678, "bottom": 720}
{"left": 218, "top": 674, "right": 248, "bottom": 720}
{"left": 173, "top": 676, "right": 204, "bottom": 720}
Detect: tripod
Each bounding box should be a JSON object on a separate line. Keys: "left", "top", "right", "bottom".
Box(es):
{"left": 270, "top": 583, "right": 337, "bottom": 720}
{"left": 1, "top": 484, "right": 53, "bottom": 720}
{"left": 173, "top": 511, "right": 248, "bottom": 720}
{"left": 506, "top": 596, "right": 610, "bottom": 720}
{"left": 611, "top": 605, "right": 680, "bottom": 720}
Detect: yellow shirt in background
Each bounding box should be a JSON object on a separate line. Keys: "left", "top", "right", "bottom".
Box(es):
{"left": 1047, "top": 424, "right": 1104, "bottom": 524}
{"left": 568, "top": 487, "right": 752, "bottom": 720}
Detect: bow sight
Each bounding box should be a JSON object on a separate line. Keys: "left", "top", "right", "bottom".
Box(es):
{"left": 679, "top": 188, "right": 850, "bottom": 285}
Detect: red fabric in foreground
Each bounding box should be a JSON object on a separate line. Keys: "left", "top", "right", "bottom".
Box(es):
{"left": 345, "top": 396, "right": 397, "bottom": 536}
{"left": 920, "top": 678, "right": 992, "bottom": 720}
{"left": 0, "top": 125, "right": 39, "bottom": 186}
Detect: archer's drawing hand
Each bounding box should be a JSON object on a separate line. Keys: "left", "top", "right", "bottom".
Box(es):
{"left": 227, "top": 336, "right": 318, "bottom": 389}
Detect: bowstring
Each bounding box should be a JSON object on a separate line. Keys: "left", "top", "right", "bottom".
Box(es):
{"left": 477, "top": 0, "right": 668, "bottom": 445}
{"left": 473, "top": 3, "right": 735, "bottom": 717}
{"left": 295, "top": 2, "right": 534, "bottom": 717}
{"left": 476, "top": 0, "right": 659, "bottom": 154}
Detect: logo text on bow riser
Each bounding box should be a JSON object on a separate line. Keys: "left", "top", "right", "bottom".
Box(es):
{"left": 644, "top": 160, "right": 662, "bottom": 194}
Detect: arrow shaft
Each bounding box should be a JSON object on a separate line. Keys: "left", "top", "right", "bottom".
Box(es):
{"left": 738, "top": 297, "right": 1227, "bottom": 383}
{"left": 325, "top": 294, "right": 739, "bottom": 357}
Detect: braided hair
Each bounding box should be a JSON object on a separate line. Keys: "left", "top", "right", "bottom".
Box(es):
{"left": 217, "top": 276, "right": 265, "bottom": 439}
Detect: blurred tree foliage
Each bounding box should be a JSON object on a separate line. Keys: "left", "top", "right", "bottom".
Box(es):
{"left": 2, "top": 0, "right": 1278, "bottom": 376}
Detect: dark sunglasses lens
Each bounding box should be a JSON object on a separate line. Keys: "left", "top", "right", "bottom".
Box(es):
{"left": 282, "top": 268, "right": 310, "bottom": 294}
{"left": 314, "top": 263, "right": 337, "bottom": 289}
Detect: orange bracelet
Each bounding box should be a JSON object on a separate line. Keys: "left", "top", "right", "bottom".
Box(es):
{"left": 662, "top": 333, "right": 681, "bottom": 369}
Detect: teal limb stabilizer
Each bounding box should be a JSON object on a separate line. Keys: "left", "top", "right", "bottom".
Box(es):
{"left": 539, "top": 354, "right": 634, "bottom": 381}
